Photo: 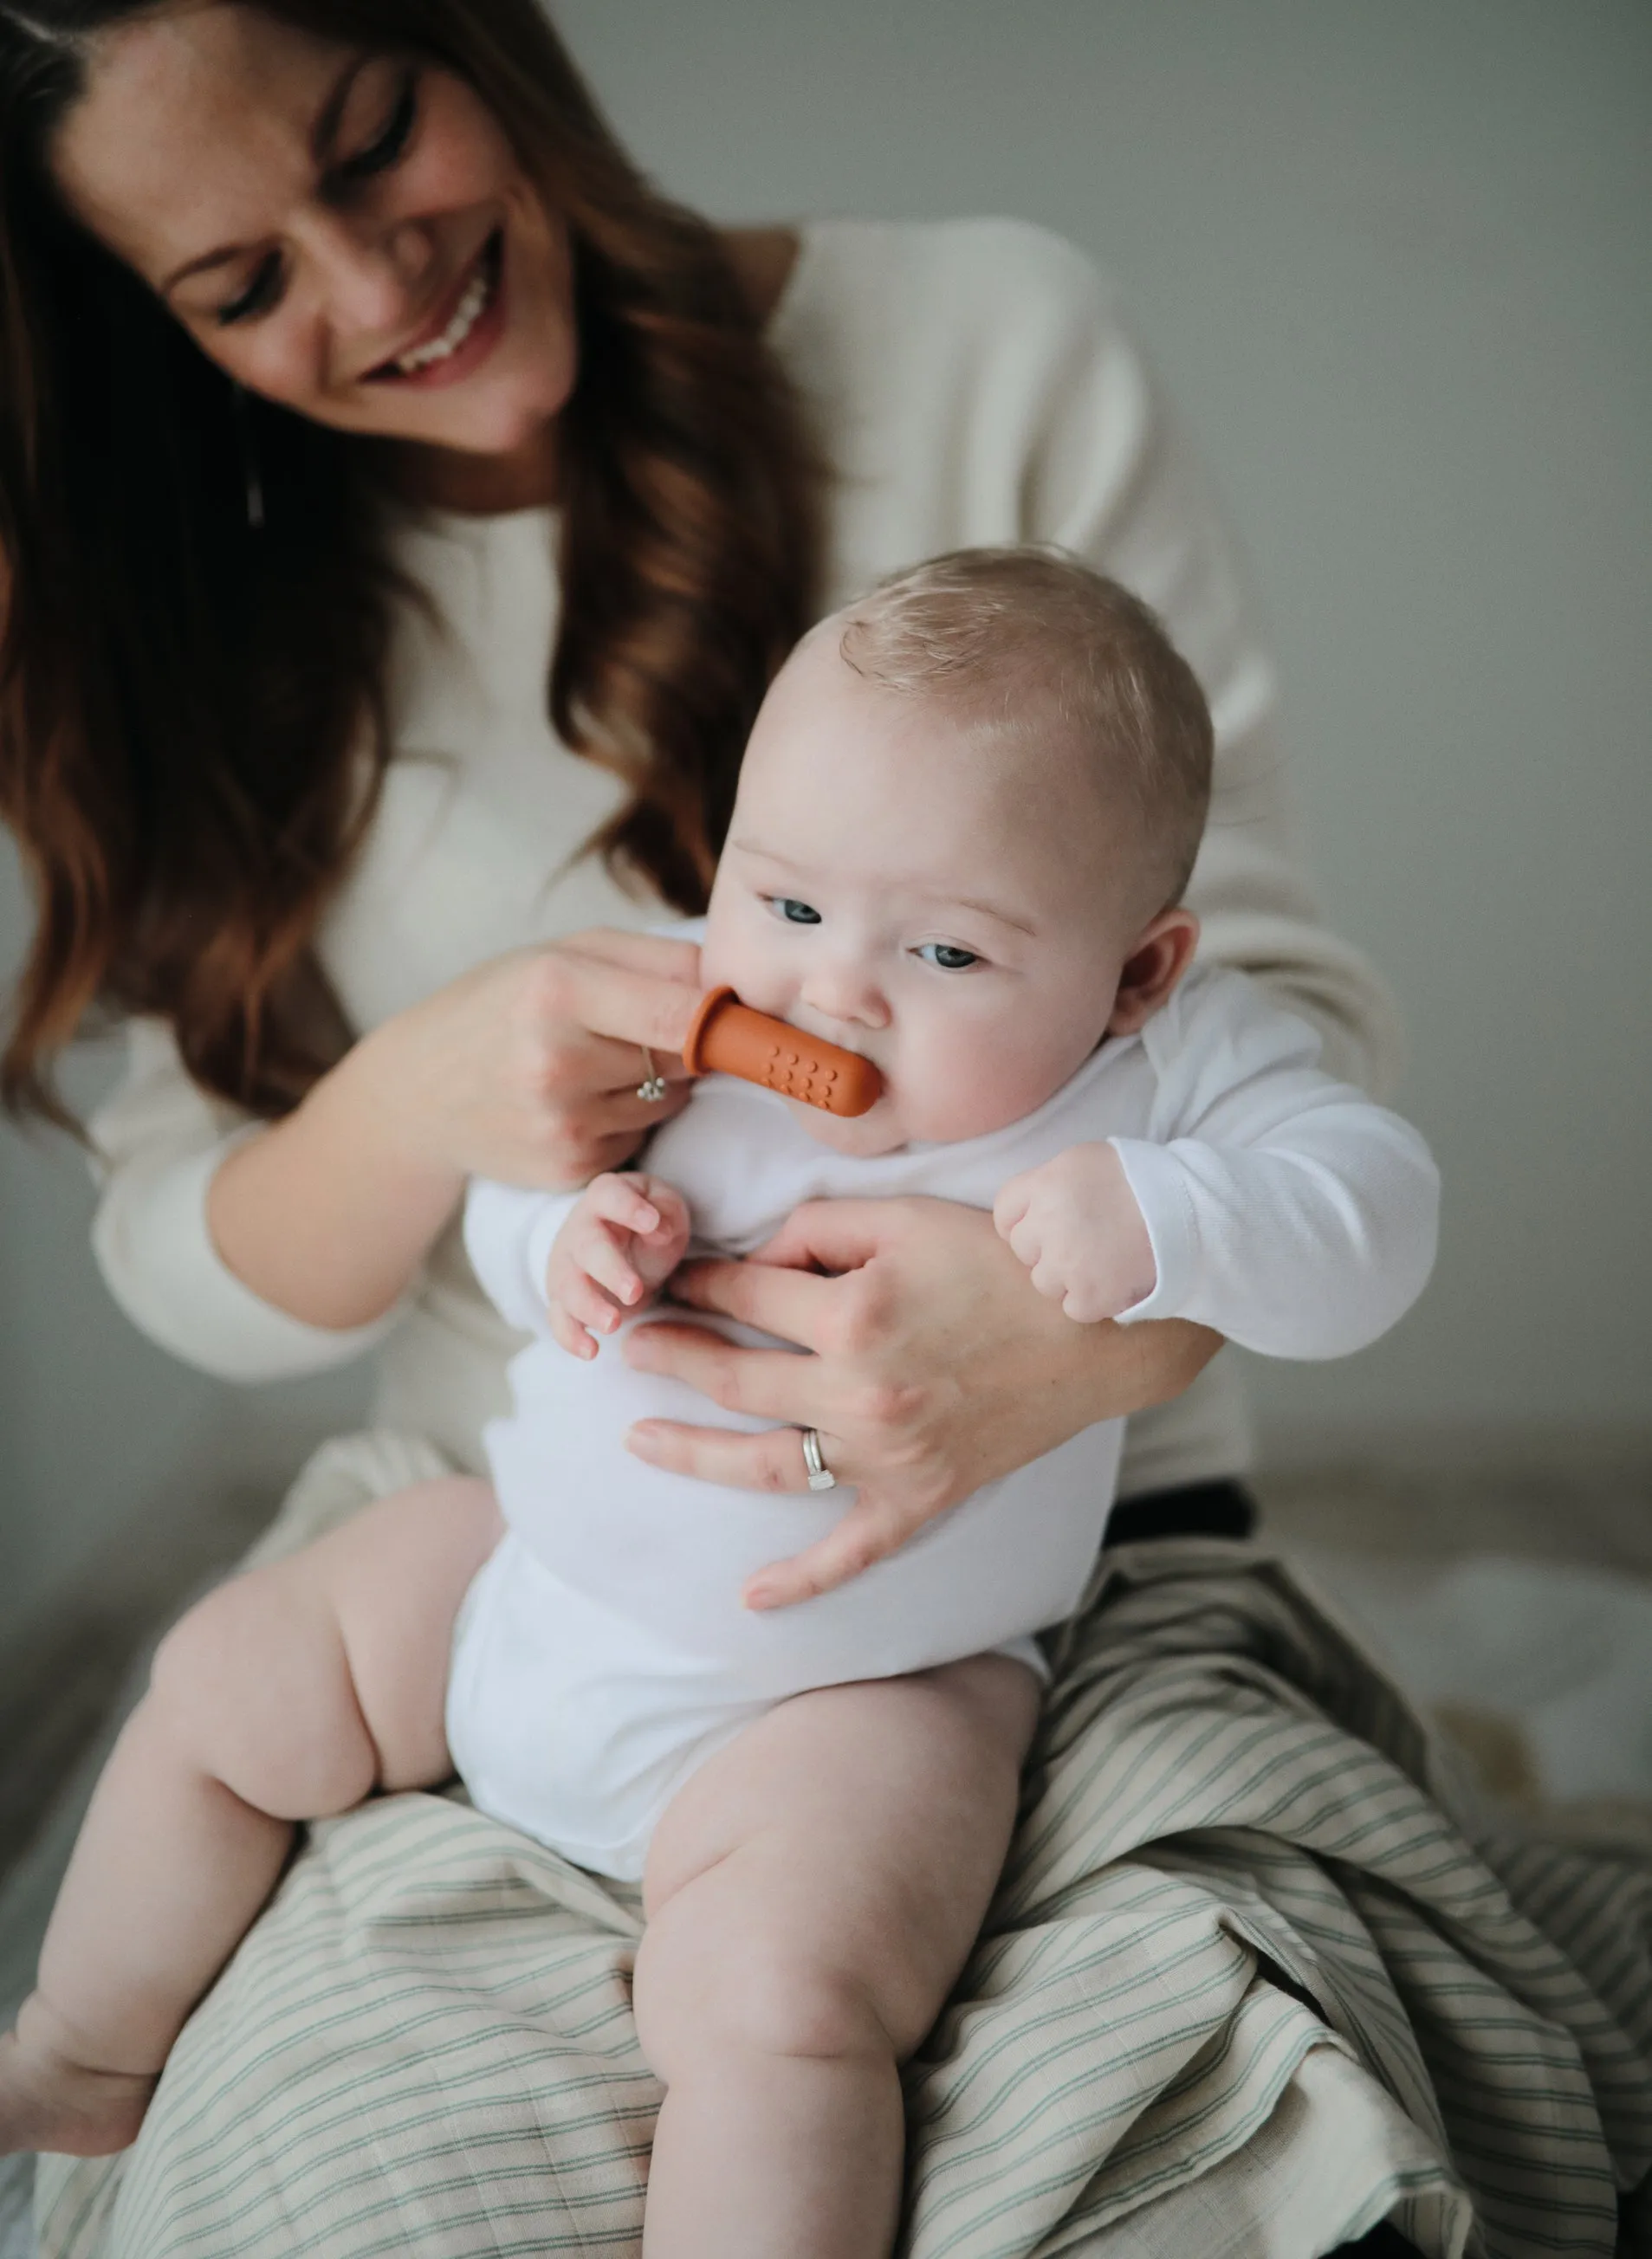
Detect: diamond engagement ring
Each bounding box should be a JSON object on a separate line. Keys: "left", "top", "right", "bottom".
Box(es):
{"left": 636, "top": 1047, "right": 669, "bottom": 1104}
{"left": 800, "top": 1427, "right": 838, "bottom": 1492}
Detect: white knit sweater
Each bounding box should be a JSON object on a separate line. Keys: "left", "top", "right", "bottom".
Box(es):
{"left": 87, "top": 217, "right": 1401, "bottom": 1496}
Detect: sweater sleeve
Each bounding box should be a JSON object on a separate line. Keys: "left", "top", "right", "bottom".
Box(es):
{"left": 87, "top": 1018, "right": 403, "bottom": 1382}
{"left": 1000, "top": 223, "right": 1403, "bottom": 1096}
{"left": 1107, "top": 973, "right": 1439, "bottom": 1359}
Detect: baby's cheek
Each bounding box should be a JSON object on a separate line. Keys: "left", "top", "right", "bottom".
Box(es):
{"left": 696, "top": 915, "right": 792, "bottom": 1023}
{"left": 895, "top": 1026, "right": 1074, "bottom": 1144}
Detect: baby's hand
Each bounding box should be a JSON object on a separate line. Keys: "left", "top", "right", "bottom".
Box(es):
{"left": 993, "top": 1142, "right": 1156, "bottom": 1324}
{"left": 546, "top": 1172, "right": 692, "bottom": 1359}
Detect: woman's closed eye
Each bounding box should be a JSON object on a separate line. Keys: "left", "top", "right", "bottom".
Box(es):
{"left": 334, "top": 70, "right": 420, "bottom": 188}
{"left": 217, "top": 254, "right": 284, "bottom": 328}
{"left": 213, "top": 71, "right": 420, "bottom": 328}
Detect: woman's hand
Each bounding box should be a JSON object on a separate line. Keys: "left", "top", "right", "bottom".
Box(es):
{"left": 355, "top": 927, "right": 704, "bottom": 1191}
{"left": 208, "top": 929, "right": 703, "bottom": 1331}
{"left": 622, "top": 1196, "right": 1222, "bottom": 1608}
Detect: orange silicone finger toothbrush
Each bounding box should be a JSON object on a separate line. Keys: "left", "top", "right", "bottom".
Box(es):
{"left": 681, "top": 987, "right": 884, "bottom": 1118}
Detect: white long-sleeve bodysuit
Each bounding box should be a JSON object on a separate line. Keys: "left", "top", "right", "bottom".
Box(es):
{"left": 451, "top": 965, "right": 1439, "bottom": 1880}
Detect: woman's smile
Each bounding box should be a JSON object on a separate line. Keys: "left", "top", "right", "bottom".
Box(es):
{"left": 364, "top": 228, "right": 505, "bottom": 387}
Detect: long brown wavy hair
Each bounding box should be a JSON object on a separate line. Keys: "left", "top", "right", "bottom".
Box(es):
{"left": 0, "top": 0, "right": 820, "bottom": 1125}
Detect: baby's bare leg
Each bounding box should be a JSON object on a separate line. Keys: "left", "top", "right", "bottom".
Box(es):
{"left": 633, "top": 1653, "right": 1040, "bottom": 2259}
{"left": 0, "top": 1475, "right": 499, "bottom": 2159}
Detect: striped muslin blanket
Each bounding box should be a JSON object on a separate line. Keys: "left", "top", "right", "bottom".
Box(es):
{"left": 32, "top": 1432, "right": 1652, "bottom": 2257}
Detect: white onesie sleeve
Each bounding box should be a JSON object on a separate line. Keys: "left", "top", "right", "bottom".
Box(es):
{"left": 1106, "top": 973, "right": 1439, "bottom": 1359}
{"left": 462, "top": 1178, "right": 583, "bottom": 1340}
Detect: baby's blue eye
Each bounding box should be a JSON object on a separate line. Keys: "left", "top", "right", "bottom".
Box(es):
{"left": 917, "top": 942, "right": 980, "bottom": 971}
{"left": 772, "top": 897, "right": 822, "bottom": 925}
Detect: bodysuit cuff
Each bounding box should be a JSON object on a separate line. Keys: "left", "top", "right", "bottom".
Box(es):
{"left": 1104, "top": 1136, "right": 1200, "bottom": 1328}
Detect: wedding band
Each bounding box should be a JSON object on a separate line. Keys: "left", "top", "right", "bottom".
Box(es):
{"left": 800, "top": 1427, "right": 837, "bottom": 1492}
{"left": 636, "top": 1047, "right": 668, "bottom": 1104}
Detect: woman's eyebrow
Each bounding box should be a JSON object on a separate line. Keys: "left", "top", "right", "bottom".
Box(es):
{"left": 159, "top": 51, "right": 371, "bottom": 297}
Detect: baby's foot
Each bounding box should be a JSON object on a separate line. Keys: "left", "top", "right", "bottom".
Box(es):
{"left": 0, "top": 2016, "right": 157, "bottom": 2157}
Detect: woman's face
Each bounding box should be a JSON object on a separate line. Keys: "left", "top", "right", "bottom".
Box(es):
{"left": 52, "top": 3, "right": 578, "bottom": 469}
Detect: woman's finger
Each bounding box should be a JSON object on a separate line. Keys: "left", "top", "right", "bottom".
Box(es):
{"left": 564, "top": 1123, "right": 688, "bottom": 1184}
{"left": 557, "top": 926, "right": 703, "bottom": 986}
{"left": 502, "top": 1022, "right": 694, "bottom": 1149}
{"left": 547, "top": 939, "right": 704, "bottom": 1058}
{"left": 625, "top": 1418, "right": 839, "bottom": 1496}
{"left": 622, "top": 1320, "right": 826, "bottom": 1424}
{"left": 560, "top": 1093, "right": 691, "bottom": 1178}
{"left": 599, "top": 1059, "right": 696, "bottom": 1103}
{"left": 747, "top": 1197, "right": 901, "bottom": 1276}
{"left": 583, "top": 1086, "right": 695, "bottom": 1150}
{"left": 742, "top": 1495, "right": 923, "bottom": 1610}
{"left": 666, "top": 1256, "right": 838, "bottom": 1348}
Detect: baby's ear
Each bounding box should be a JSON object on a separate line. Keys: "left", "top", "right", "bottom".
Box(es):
{"left": 1106, "top": 908, "right": 1200, "bottom": 1037}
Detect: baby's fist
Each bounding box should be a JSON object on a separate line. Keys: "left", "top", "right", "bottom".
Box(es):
{"left": 993, "top": 1142, "right": 1156, "bottom": 1324}
{"left": 546, "top": 1172, "right": 691, "bottom": 1358}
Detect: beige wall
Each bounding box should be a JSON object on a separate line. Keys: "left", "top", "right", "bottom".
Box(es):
{"left": 3, "top": 0, "right": 1649, "bottom": 1635}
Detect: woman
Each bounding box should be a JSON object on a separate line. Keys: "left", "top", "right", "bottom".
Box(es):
{"left": 3, "top": 3, "right": 1647, "bottom": 2254}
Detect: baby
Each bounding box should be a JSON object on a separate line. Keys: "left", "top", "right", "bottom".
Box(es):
{"left": 0, "top": 550, "right": 1439, "bottom": 2259}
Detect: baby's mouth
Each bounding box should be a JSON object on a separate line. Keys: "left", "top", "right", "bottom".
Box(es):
{"left": 366, "top": 231, "right": 502, "bottom": 381}
{"left": 787, "top": 1084, "right": 909, "bottom": 1158}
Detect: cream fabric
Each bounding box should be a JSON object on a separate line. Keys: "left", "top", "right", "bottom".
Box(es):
{"left": 34, "top": 1430, "right": 1652, "bottom": 2256}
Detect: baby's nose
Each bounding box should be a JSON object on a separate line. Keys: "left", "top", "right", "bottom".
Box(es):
{"left": 800, "top": 957, "right": 891, "bottom": 1030}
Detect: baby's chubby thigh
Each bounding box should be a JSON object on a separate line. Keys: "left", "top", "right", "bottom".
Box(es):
{"left": 632, "top": 1650, "right": 1041, "bottom": 2082}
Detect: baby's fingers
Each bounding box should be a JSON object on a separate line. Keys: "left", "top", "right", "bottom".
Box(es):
{"left": 586, "top": 1171, "right": 664, "bottom": 1238}
{"left": 579, "top": 1221, "right": 652, "bottom": 1310}
{"left": 1002, "top": 1211, "right": 1046, "bottom": 1272}
{"left": 632, "top": 1181, "right": 690, "bottom": 1252}
{"left": 1027, "top": 1254, "right": 1073, "bottom": 1307}
{"left": 992, "top": 1176, "right": 1033, "bottom": 1240}
{"left": 555, "top": 1265, "right": 632, "bottom": 1343}
{"left": 548, "top": 1302, "right": 599, "bottom": 1360}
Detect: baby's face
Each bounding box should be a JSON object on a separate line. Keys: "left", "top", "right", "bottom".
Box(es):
{"left": 700, "top": 634, "right": 1158, "bottom": 1155}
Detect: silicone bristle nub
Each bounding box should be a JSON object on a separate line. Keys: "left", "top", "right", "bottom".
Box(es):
{"left": 681, "top": 987, "right": 883, "bottom": 1117}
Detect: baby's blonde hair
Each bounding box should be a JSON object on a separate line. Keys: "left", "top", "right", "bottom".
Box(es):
{"left": 836, "top": 547, "right": 1214, "bottom": 904}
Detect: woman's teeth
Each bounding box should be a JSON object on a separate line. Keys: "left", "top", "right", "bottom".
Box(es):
{"left": 391, "top": 249, "right": 495, "bottom": 374}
